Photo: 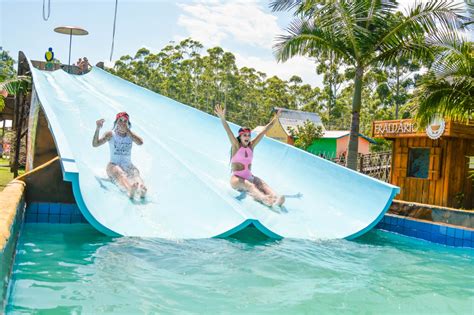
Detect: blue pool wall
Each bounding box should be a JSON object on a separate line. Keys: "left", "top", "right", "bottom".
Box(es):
{"left": 25, "top": 202, "right": 88, "bottom": 224}
{"left": 376, "top": 214, "right": 473, "bottom": 248}
{"left": 24, "top": 202, "right": 474, "bottom": 248}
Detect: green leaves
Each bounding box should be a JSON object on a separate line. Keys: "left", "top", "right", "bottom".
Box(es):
{"left": 273, "top": 0, "right": 467, "bottom": 169}
{"left": 0, "top": 76, "right": 31, "bottom": 95}
{"left": 414, "top": 35, "right": 473, "bottom": 126}
{"left": 0, "top": 76, "right": 31, "bottom": 112}
{"left": 107, "top": 38, "right": 322, "bottom": 129}
{"left": 275, "top": 19, "right": 353, "bottom": 63}
{"left": 0, "top": 49, "right": 15, "bottom": 82}
{"left": 287, "top": 119, "right": 324, "bottom": 150}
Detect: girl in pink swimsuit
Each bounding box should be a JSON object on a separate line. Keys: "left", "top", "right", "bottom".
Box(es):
{"left": 215, "top": 105, "right": 285, "bottom": 207}
{"left": 92, "top": 112, "right": 147, "bottom": 199}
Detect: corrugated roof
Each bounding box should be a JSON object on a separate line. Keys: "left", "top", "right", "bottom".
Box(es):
{"left": 322, "top": 131, "right": 351, "bottom": 138}
{"left": 275, "top": 107, "right": 325, "bottom": 135}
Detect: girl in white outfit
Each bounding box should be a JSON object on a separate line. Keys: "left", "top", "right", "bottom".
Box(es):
{"left": 92, "top": 112, "right": 147, "bottom": 199}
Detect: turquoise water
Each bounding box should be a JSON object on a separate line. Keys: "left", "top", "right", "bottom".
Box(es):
{"left": 6, "top": 224, "right": 474, "bottom": 314}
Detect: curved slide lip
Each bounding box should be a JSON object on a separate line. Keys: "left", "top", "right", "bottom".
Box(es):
{"left": 30, "top": 77, "right": 156, "bottom": 238}
{"left": 26, "top": 55, "right": 400, "bottom": 240}
{"left": 215, "top": 219, "right": 283, "bottom": 239}
{"left": 344, "top": 188, "right": 400, "bottom": 240}
{"left": 27, "top": 60, "right": 121, "bottom": 237}
{"left": 68, "top": 173, "right": 121, "bottom": 237}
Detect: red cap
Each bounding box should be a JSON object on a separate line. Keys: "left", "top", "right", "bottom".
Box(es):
{"left": 238, "top": 127, "right": 251, "bottom": 135}
{"left": 116, "top": 112, "right": 129, "bottom": 121}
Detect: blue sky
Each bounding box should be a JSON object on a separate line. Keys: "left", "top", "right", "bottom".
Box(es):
{"left": 1, "top": 0, "right": 326, "bottom": 85}
{"left": 0, "top": 0, "right": 468, "bottom": 88}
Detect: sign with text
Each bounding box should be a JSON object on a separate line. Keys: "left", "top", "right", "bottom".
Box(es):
{"left": 372, "top": 119, "right": 420, "bottom": 138}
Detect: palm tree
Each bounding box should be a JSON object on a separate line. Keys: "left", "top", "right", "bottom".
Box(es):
{"left": 0, "top": 76, "right": 30, "bottom": 111}
{"left": 271, "top": 0, "right": 467, "bottom": 170}
{"left": 0, "top": 76, "right": 31, "bottom": 176}
{"left": 414, "top": 31, "right": 473, "bottom": 126}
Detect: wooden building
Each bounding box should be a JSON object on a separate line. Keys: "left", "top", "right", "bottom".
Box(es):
{"left": 372, "top": 118, "right": 474, "bottom": 209}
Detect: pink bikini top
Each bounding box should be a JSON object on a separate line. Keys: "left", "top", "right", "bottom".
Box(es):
{"left": 230, "top": 146, "right": 253, "bottom": 180}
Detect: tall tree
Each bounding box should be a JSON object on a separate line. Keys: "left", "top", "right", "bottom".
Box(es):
{"left": 271, "top": 0, "right": 466, "bottom": 170}
{"left": 315, "top": 51, "right": 345, "bottom": 127}
{"left": 108, "top": 39, "right": 322, "bottom": 129}
{"left": 0, "top": 49, "right": 15, "bottom": 82}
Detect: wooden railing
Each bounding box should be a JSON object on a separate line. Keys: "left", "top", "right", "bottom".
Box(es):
{"left": 330, "top": 151, "right": 392, "bottom": 182}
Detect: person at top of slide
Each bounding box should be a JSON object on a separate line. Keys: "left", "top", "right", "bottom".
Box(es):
{"left": 92, "top": 112, "right": 147, "bottom": 199}
{"left": 215, "top": 104, "right": 285, "bottom": 207}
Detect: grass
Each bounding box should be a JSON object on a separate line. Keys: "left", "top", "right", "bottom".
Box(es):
{"left": 0, "top": 158, "right": 24, "bottom": 191}
{"left": 0, "top": 166, "right": 15, "bottom": 190}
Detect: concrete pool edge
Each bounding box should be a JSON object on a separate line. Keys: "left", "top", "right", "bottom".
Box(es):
{"left": 0, "top": 180, "right": 26, "bottom": 309}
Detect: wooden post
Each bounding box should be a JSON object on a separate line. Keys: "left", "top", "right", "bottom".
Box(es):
{"left": 12, "top": 94, "right": 23, "bottom": 177}
{"left": 1, "top": 119, "right": 5, "bottom": 145}
{"left": 359, "top": 154, "right": 364, "bottom": 173}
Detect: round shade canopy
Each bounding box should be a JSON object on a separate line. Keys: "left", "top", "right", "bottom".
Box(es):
{"left": 54, "top": 26, "right": 89, "bottom": 36}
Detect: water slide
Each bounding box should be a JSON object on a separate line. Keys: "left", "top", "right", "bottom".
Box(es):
{"left": 27, "top": 57, "right": 400, "bottom": 240}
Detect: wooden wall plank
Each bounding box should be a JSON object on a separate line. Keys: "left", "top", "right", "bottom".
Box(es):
{"left": 448, "top": 139, "right": 465, "bottom": 207}
{"left": 466, "top": 139, "right": 474, "bottom": 209}
{"left": 435, "top": 139, "right": 447, "bottom": 206}
{"left": 441, "top": 140, "right": 452, "bottom": 206}
{"left": 422, "top": 179, "right": 430, "bottom": 204}
{"left": 428, "top": 139, "right": 437, "bottom": 205}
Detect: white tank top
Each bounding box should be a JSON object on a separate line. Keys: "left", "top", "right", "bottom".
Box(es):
{"left": 109, "top": 131, "right": 132, "bottom": 166}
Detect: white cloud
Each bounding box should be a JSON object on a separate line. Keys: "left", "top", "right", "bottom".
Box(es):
{"left": 176, "top": 0, "right": 323, "bottom": 87}
{"left": 104, "top": 60, "right": 115, "bottom": 68}
{"left": 233, "top": 52, "right": 322, "bottom": 87}
{"left": 177, "top": 0, "right": 280, "bottom": 49}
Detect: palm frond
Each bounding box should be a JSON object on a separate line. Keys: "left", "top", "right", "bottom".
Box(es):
{"left": 372, "top": 27, "right": 435, "bottom": 67}
{"left": 269, "top": 0, "right": 304, "bottom": 12}
{"left": 376, "top": 0, "right": 466, "bottom": 53}
{"left": 414, "top": 73, "right": 473, "bottom": 126}
{"left": 274, "top": 19, "right": 354, "bottom": 64}
{"left": 364, "top": 0, "right": 398, "bottom": 28}
{"left": 331, "top": 0, "right": 368, "bottom": 59}
{"left": 0, "top": 76, "right": 31, "bottom": 96}
{"left": 270, "top": 0, "right": 327, "bottom": 16}
{"left": 427, "top": 30, "right": 472, "bottom": 79}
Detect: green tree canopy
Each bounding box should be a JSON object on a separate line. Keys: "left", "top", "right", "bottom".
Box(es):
{"left": 272, "top": 0, "right": 467, "bottom": 169}
{"left": 287, "top": 120, "right": 324, "bottom": 150}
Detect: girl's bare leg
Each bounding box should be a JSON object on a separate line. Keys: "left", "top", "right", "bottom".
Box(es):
{"left": 107, "top": 164, "right": 138, "bottom": 198}
{"left": 136, "top": 177, "right": 147, "bottom": 198}
{"left": 230, "top": 176, "right": 273, "bottom": 206}
{"left": 127, "top": 166, "right": 147, "bottom": 198}
{"left": 253, "top": 176, "right": 285, "bottom": 206}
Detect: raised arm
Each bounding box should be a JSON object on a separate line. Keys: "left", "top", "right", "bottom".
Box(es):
{"left": 127, "top": 129, "right": 144, "bottom": 145}
{"left": 214, "top": 104, "right": 239, "bottom": 147}
{"left": 92, "top": 119, "right": 112, "bottom": 147}
{"left": 251, "top": 109, "right": 281, "bottom": 148}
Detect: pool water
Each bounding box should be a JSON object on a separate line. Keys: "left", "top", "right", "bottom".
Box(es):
{"left": 6, "top": 224, "right": 474, "bottom": 314}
